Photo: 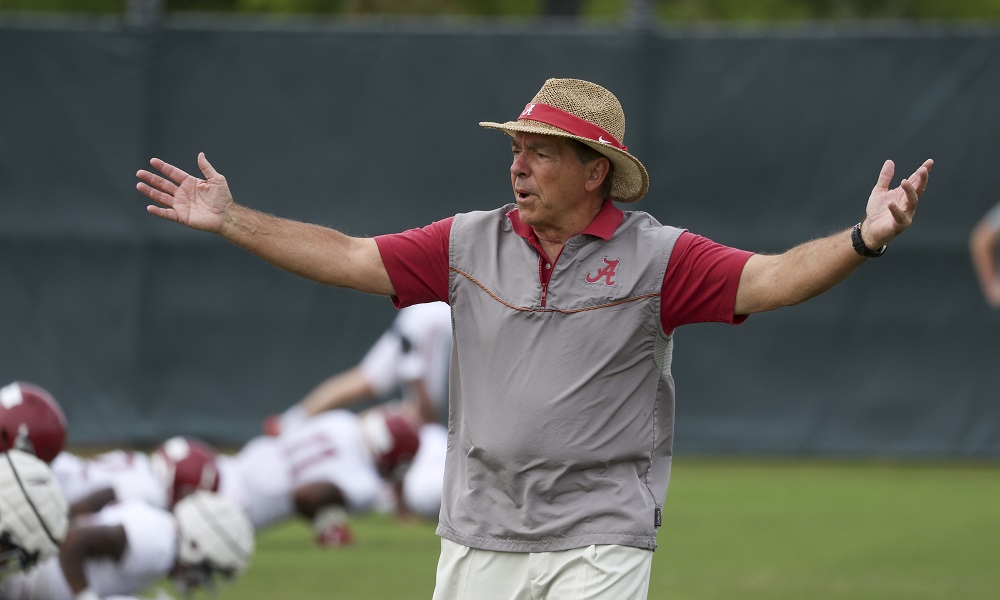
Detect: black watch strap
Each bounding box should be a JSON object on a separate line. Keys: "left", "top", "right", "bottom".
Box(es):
{"left": 851, "top": 222, "right": 887, "bottom": 258}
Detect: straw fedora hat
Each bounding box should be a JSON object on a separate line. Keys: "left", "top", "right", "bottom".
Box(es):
{"left": 480, "top": 78, "right": 649, "bottom": 203}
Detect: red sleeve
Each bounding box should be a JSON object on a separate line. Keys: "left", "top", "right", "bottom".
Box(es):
{"left": 660, "top": 231, "right": 754, "bottom": 334}
{"left": 375, "top": 217, "right": 453, "bottom": 308}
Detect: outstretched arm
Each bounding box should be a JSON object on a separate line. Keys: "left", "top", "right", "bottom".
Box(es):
{"left": 68, "top": 487, "right": 116, "bottom": 519}
{"left": 298, "top": 366, "right": 376, "bottom": 415}
{"left": 264, "top": 366, "right": 377, "bottom": 435}
{"left": 735, "top": 158, "right": 933, "bottom": 315}
{"left": 969, "top": 213, "right": 1000, "bottom": 308}
{"left": 136, "top": 153, "right": 394, "bottom": 296}
{"left": 59, "top": 524, "right": 127, "bottom": 595}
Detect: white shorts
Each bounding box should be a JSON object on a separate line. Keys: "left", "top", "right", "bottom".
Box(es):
{"left": 432, "top": 538, "right": 653, "bottom": 600}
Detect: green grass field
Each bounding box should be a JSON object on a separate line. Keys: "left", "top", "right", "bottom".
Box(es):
{"left": 202, "top": 458, "right": 1000, "bottom": 600}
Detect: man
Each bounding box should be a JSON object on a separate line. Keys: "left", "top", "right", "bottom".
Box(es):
{"left": 219, "top": 405, "right": 419, "bottom": 546}
{"left": 264, "top": 300, "right": 451, "bottom": 521}
{"left": 52, "top": 436, "right": 221, "bottom": 517}
{"left": 136, "top": 78, "right": 933, "bottom": 599}
{"left": 0, "top": 450, "right": 69, "bottom": 580}
{"left": 969, "top": 200, "right": 1000, "bottom": 308}
{"left": 0, "top": 491, "right": 254, "bottom": 600}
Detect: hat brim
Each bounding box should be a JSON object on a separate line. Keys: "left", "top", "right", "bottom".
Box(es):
{"left": 480, "top": 119, "right": 649, "bottom": 203}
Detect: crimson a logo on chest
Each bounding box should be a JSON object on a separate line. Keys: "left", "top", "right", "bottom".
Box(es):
{"left": 585, "top": 257, "right": 621, "bottom": 287}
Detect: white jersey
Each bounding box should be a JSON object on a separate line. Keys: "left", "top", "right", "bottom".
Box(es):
{"left": 361, "top": 301, "right": 452, "bottom": 418}
{"left": 280, "top": 410, "right": 381, "bottom": 511}
{"left": 220, "top": 410, "right": 381, "bottom": 529}
{"left": 0, "top": 501, "right": 177, "bottom": 599}
{"left": 51, "top": 450, "right": 167, "bottom": 509}
{"left": 218, "top": 436, "right": 295, "bottom": 531}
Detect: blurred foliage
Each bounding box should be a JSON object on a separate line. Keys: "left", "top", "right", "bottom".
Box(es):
{"left": 659, "top": 0, "right": 1000, "bottom": 21}
{"left": 2, "top": 0, "right": 1000, "bottom": 20}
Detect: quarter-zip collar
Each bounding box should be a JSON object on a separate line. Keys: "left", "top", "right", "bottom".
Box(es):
{"left": 507, "top": 199, "right": 624, "bottom": 307}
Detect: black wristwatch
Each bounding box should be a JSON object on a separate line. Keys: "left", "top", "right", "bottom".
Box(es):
{"left": 851, "top": 222, "right": 887, "bottom": 258}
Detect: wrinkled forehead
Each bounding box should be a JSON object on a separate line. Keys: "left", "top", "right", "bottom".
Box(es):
{"left": 510, "top": 131, "right": 571, "bottom": 150}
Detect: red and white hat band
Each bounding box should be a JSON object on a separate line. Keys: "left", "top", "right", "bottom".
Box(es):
{"left": 517, "top": 103, "right": 627, "bottom": 152}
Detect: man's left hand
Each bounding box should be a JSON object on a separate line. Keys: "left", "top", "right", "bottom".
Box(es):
{"left": 862, "top": 158, "right": 934, "bottom": 248}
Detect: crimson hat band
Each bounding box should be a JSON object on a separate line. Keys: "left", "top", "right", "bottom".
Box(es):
{"left": 517, "top": 103, "right": 628, "bottom": 152}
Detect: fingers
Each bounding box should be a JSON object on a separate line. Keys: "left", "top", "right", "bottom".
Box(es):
{"left": 146, "top": 203, "right": 178, "bottom": 222}
{"left": 906, "top": 159, "right": 934, "bottom": 196}
{"left": 869, "top": 159, "right": 927, "bottom": 236}
{"left": 136, "top": 169, "right": 178, "bottom": 197}
{"left": 888, "top": 179, "right": 918, "bottom": 225}
{"left": 149, "top": 157, "right": 193, "bottom": 185}
{"left": 900, "top": 178, "right": 919, "bottom": 209}
{"left": 197, "top": 152, "right": 220, "bottom": 179}
{"left": 887, "top": 200, "right": 907, "bottom": 224}
{"left": 135, "top": 181, "right": 178, "bottom": 210}
{"left": 874, "top": 159, "right": 895, "bottom": 192}
{"left": 905, "top": 169, "right": 925, "bottom": 196}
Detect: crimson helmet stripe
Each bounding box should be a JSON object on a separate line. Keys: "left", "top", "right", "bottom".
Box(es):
{"left": 4, "top": 451, "right": 58, "bottom": 547}
{"left": 517, "top": 103, "right": 627, "bottom": 151}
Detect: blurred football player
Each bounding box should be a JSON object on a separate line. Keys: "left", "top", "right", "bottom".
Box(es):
{"left": 970, "top": 199, "right": 1000, "bottom": 308}
{"left": 0, "top": 491, "right": 253, "bottom": 600}
{"left": 0, "top": 381, "right": 68, "bottom": 464}
{"left": 52, "top": 436, "right": 220, "bottom": 518}
{"left": 0, "top": 450, "right": 69, "bottom": 581}
{"left": 220, "top": 405, "right": 420, "bottom": 547}
{"left": 264, "top": 301, "right": 450, "bottom": 521}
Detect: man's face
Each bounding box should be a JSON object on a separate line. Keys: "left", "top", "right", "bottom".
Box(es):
{"left": 509, "top": 132, "right": 593, "bottom": 231}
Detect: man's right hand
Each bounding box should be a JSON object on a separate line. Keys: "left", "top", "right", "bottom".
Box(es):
{"left": 136, "top": 152, "right": 232, "bottom": 233}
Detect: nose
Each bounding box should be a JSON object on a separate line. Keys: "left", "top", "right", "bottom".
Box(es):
{"left": 511, "top": 152, "right": 528, "bottom": 179}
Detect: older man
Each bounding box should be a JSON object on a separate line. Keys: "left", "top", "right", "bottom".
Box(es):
{"left": 137, "top": 78, "right": 932, "bottom": 599}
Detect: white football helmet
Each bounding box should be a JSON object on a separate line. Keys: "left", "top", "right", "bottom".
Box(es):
{"left": 172, "top": 491, "right": 254, "bottom": 594}
{"left": 0, "top": 450, "right": 69, "bottom": 578}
